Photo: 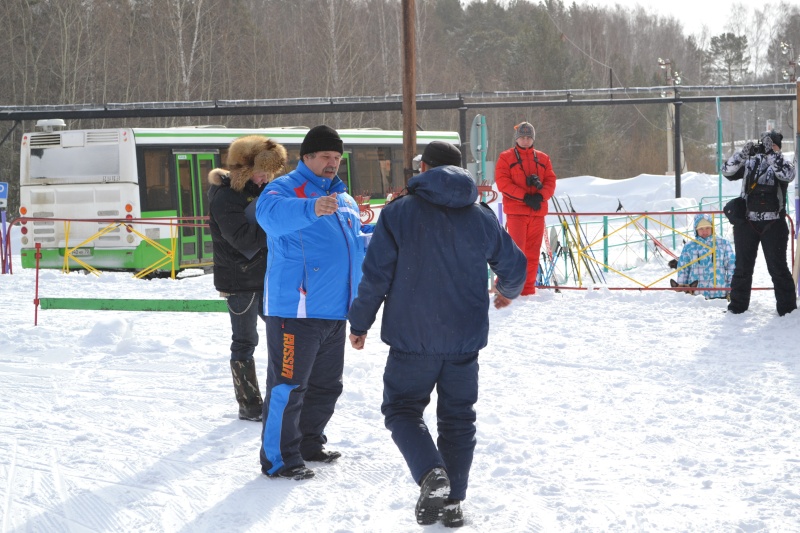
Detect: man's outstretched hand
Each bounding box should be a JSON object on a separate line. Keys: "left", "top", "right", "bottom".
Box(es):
{"left": 315, "top": 193, "right": 339, "bottom": 216}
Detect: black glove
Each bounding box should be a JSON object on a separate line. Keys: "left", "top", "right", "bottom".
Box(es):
{"left": 523, "top": 193, "right": 543, "bottom": 210}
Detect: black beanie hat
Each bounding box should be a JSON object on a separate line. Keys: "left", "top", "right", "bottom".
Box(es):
{"left": 300, "top": 125, "right": 343, "bottom": 157}
{"left": 421, "top": 141, "right": 462, "bottom": 168}
{"left": 767, "top": 130, "right": 783, "bottom": 149}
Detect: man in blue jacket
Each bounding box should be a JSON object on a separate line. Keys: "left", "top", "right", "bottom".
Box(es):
{"left": 255, "top": 125, "right": 372, "bottom": 481}
{"left": 348, "top": 141, "right": 527, "bottom": 527}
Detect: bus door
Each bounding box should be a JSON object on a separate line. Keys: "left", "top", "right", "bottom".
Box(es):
{"left": 337, "top": 152, "right": 351, "bottom": 192}
{"left": 173, "top": 151, "right": 216, "bottom": 266}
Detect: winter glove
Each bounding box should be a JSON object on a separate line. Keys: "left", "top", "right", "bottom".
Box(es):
{"left": 741, "top": 141, "right": 755, "bottom": 157}
{"left": 523, "top": 193, "right": 543, "bottom": 210}
{"left": 765, "top": 152, "right": 779, "bottom": 167}
{"left": 761, "top": 134, "right": 774, "bottom": 153}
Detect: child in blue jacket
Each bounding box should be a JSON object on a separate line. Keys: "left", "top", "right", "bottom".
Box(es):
{"left": 676, "top": 214, "right": 735, "bottom": 299}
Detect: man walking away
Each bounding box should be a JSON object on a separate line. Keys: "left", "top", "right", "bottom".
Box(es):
{"left": 348, "top": 141, "right": 527, "bottom": 526}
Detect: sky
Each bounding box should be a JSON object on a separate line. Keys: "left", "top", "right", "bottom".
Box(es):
{"left": 2, "top": 171, "right": 800, "bottom": 532}
{"left": 565, "top": 0, "right": 729, "bottom": 38}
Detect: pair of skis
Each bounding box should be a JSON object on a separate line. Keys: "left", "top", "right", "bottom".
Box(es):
{"left": 538, "top": 226, "right": 561, "bottom": 292}
{"left": 615, "top": 200, "right": 678, "bottom": 265}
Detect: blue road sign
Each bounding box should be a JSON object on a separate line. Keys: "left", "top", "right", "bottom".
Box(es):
{"left": 0, "top": 182, "right": 7, "bottom": 208}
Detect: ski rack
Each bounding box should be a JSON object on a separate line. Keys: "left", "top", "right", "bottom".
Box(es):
{"left": 536, "top": 207, "right": 796, "bottom": 292}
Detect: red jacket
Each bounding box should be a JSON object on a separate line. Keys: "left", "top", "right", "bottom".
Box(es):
{"left": 495, "top": 145, "right": 557, "bottom": 216}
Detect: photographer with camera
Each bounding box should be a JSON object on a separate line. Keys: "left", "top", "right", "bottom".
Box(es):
{"left": 495, "top": 121, "right": 557, "bottom": 295}
{"left": 721, "top": 130, "right": 797, "bottom": 316}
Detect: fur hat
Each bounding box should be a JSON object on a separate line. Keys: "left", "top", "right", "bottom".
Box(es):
{"left": 218, "top": 135, "right": 287, "bottom": 191}
{"left": 514, "top": 122, "right": 535, "bottom": 141}
{"left": 300, "top": 125, "right": 343, "bottom": 158}
{"left": 421, "top": 141, "right": 462, "bottom": 168}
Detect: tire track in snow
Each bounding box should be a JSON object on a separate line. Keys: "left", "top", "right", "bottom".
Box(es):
{"left": 2, "top": 437, "right": 17, "bottom": 533}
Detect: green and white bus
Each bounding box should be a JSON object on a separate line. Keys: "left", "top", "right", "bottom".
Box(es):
{"left": 18, "top": 122, "right": 460, "bottom": 274}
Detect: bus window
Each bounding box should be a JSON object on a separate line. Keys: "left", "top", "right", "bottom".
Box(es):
{"left": 285, "top": 148, "right": 301, "bottom": 172}
{"left": 140, "top": 149, "right": 174, "bottom": 212}
{"left": 390, "top": 147, "right": 407, "bottom": 192}
{"left": 351, "top": 146, "right": 394, "bottom": 198}
{"left": 27, "top": 144, "right": 120, "bottom": 183}
{"left": 198, "top": 157, "right": 213, "bottom": 217}
{"left": 336, "top": 154, "right": 351, "bottom": 192}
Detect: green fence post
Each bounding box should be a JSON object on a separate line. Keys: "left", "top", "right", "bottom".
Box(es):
{"left": 671, "top": 207, "right": 676, "bottom": 250}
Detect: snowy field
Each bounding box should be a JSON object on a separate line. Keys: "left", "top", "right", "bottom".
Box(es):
{"left": 1, "top": 172, "right": 799, "bottom": 532}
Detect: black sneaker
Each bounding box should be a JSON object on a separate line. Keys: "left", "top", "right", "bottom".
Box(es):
{"left": 303, "top": 449, "right": 342, "bottom": 463}
{"left": 443, "top": 499, "right": 464, "bottom": 528}
{"left": 415, "top": 467, "right": 450, "bottom": 525}
{"left": 263, "top": 465, "right": 315, "bottom": 480}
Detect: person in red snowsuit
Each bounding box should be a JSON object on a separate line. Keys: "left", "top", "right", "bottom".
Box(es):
{"left": 494, "top": 121, "right": 557, "bottom": 295}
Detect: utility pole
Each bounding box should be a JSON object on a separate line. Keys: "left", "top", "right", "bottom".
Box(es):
{"left": 658, "top": 58, "right": 681, "bottom": 175}
{"left": 401, "top": 0, "right": 417, "bottom": 185}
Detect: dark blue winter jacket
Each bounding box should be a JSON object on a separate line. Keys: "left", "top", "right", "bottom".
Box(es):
{"left": 347, "top": 165, "right": 527, "bottom": 359}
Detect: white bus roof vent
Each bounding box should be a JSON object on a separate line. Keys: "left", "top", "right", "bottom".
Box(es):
{"left": 35, "top": 119, "right": 67, "bottom": 132}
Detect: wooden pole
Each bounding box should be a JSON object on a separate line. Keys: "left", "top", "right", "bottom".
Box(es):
{"left": 401, "top": 0, "right": 417, "bottom": 185}
{"left": 793, "top": 81, "right": 800, "bottom": 291}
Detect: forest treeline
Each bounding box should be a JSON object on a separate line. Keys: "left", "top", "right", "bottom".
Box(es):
{"left": 0, "top": 0, "right": 798, "bottom": 191}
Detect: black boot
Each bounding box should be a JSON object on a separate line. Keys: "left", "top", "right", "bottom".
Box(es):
{"left": 415, "top": 467, "right": 450, "bottom": 525}
{"left": 443, "top": 499, "right": 464, "bottom": 528}
{"left": 230, "top": 360, "right": 263, "bottom": 421}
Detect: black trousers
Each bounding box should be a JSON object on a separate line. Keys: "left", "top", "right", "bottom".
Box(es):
{"left": 382, "top": 351, "right": 479, "bottom": 501}
{"left": 260, "top": 317, "right": 345, "bottom": 475}
{"left": 729, "top": 218, "right": 797, "bottom": 316}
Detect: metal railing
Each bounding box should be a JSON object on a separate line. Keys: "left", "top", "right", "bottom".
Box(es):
{"left": 543, "top": 204, "right": 795, "bottom": 289}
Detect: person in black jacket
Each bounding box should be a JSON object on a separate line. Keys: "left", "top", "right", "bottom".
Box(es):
{"left": 721, "top": 130, "right": 797, "bottom": 316}
{"left": 208, "top": 135, "right": 287, "bottom": 421}
{"left": 348, "top": 141, "right": 527, "bottom": 527}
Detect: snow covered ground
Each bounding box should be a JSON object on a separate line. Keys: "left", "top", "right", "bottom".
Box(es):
{"left": 1, "top": 172, "right": 799, "bottom": 532}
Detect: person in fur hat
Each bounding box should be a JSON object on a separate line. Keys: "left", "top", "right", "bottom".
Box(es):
{"left": 208, "top": 135, "right": 287, "bottom": 422}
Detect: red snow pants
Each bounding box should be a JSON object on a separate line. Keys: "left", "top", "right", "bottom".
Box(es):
{"left": 506, "top": 214, "right": 545, "bottom": 295}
